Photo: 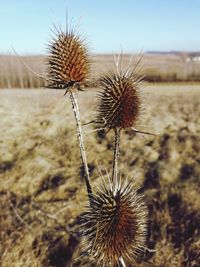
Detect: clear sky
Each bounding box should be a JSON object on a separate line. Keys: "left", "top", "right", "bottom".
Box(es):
{"left": 0, "top": 0, "right": 200, "bottom": 55}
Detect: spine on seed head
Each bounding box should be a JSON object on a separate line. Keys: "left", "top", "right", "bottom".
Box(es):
{"left": 47, "top": 27, "right": 91, "bottom": 92}
{"left": 80, "top": 176, "right": 147, "bottom": 266}
{"left": 96, "top": 56, "right": 143, "bottom": 131}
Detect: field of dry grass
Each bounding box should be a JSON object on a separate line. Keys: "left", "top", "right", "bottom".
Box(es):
{"left": 1, "top": 53, "right": 200, "bottom": 88}
{"left": 0, "top": 85, "right": 200, "bottom": 266}
{"left": 0, "top": 55, "right": 45, "bottom": 88}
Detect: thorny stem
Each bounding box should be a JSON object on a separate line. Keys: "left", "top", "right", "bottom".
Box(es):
{"left": 131, "top": 127, "right": 156, "bottom": 136}
{"left": 112, "top": 128, "right": 128, "bottom": 267}
{"left": 69, "top": 89, "right": 92, "bottom": 200}
{"left": 112, "top": 127, "right": 121, "bottom": 186}
{"left": 119, "top": 257, "right": 126, "bottom": 267}
{"left": 113, "top": 257, "right": 126, "bottom": 267}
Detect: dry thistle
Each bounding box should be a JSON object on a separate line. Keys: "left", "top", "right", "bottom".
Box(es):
{"left": 47, "top": 22, "right": 92, "bottom": 198}
{"left": 96, "top": 55, "right": 142, "bottom": 184}
{"left": 97, "top": 72, "right": 141, "bottom": 131}
{"left": 80, "top": 176, "right": 147, "bottom": 266}
{"left": 96, "top": 54, "right": 142, "bottom": 131}
{"left": 95, "top": 55, "right": 154, "bottom": 184}
{"left": 47, "top": 25, "right": 90, "bottom": 91}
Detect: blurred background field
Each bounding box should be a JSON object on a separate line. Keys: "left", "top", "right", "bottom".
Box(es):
{"left": 0, "top": 85, "right": 200, "bottom": 266}
{"left": 1, "top": 52, "right": 200, "bottom": 89}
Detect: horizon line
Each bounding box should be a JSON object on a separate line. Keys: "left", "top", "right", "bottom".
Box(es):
{"left": 1, "top": 50, "right": 200, "bottom": 57}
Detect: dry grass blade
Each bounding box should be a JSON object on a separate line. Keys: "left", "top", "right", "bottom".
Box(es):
{"left": 11, "top": 46, "right": 48, "bottom": 82}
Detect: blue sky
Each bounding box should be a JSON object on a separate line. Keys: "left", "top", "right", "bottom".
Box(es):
{"left": 0, "top": 0, "right": 200, "bottom": 54}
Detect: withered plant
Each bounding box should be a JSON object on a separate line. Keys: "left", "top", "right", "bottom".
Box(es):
{"left": 80, "top": 176, "right": 147, "bottom": 266}
{"left": 47, "top": 23, "right": 92, "bottom": 198}
{"left": 96, "top": 54, "right": 153, "bottom": 185}
{"left": 79, "top": 54, "right": 150, "bottom": 266}
{"left": 46, "top": 19, "right": 149, "bottom": 267}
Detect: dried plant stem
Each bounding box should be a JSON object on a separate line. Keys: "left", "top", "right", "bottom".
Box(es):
{"left": 131, "top": 127, "right": 156, "bottom": 136}
{"left": 112, "top": 129, "right": 126, "bottom": 267}
{"left": 119, "top": 257, "right": 126, "bottom": 267}
{"left": 112, "top": 127, "right": 121, "bottom": 185}
{"left": 69, "top": 89, "right": 92, "bottom": 199}
{"left": 8, "top": 194, "right": 31, "bottom": 232}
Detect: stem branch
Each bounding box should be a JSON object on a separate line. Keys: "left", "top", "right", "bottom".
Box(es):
{"left": 112, "top": 127, "right": 120, "bottom": 186}
{"left": 69, "top": 89, "right": 92, "bottom": 199}
{"left": 119, "top": 257, "right": 126, "bottom": 267}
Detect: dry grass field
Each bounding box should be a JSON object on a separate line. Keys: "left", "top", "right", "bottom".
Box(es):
{"left": 1, "top": 53, "right": 200, "bottom": 89}
{"left": 0, "top": 85, "right": 200, "bottom": 266}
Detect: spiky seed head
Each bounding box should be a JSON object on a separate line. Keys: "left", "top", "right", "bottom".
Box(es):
{"left": 96, "top": 62, "right": 142, "bottom": 130}
{"left": 47, "top": 27, "right": 90, "bottom": 91}
{"left": 80, "top": 178, "right": 147, "bottom": 266}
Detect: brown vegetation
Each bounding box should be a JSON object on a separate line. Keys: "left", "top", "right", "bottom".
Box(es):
{"left": 1, "top": 53, "right": 200, "bottom": 88}
{"left": 0, "top": 86, "right": 200, "bottom": 266}
{"left": 47, "top": 29, "right": 91, "bottom": 90}
{"left": 0, "top": 55, "right": 45, "bottom": 88}
{"left": 80, "top": 179, "right": 147, "bottom": 266}
{"left": 96, "top": 69, "right": 141, "bottom": 130}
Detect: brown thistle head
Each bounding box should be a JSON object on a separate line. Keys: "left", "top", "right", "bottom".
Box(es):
{"left": 80, "top": 177, "right": 147, "bottom": 266}
{"left": 47, "top": 26, "right": 90, "bottom": 92}
{"left": 96, "top": 57, "right": 143, "bottom": 131}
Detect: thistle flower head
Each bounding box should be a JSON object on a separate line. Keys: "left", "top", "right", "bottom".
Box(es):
{"left": 47, "top": 25, "right": 90, "bottom": 91}
{"left": 80, "top": 177, "right": 147, "bottom": 266}
{"left": 96, "top": 56, "right": 143, "bottom": 130}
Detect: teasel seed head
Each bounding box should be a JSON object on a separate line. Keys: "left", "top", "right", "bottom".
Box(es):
{"left": 47, "top": 26, "right": 91, "bottom": 92}
{"left": 80, "top": 177, "right": 148, "bottom": 266}
{"left": 96, "top": 57, "right": 143, "bottom": 131}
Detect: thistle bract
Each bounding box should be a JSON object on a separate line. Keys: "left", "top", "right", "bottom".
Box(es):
{"left": 80, "top": 178, "right": 147, "bottom": 266}
{"left": 47, "top": 28, "right": 90, "bottom": 91}
{"left": 96, "top": 68, "right": 142, "bottom": 130}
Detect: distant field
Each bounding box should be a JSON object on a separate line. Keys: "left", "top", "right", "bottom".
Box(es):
{"left": 1, "top": 53, "right": 200, "bottom": 88}
{"left": 0, "top": 85, "right": 200, "bottom": 266}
